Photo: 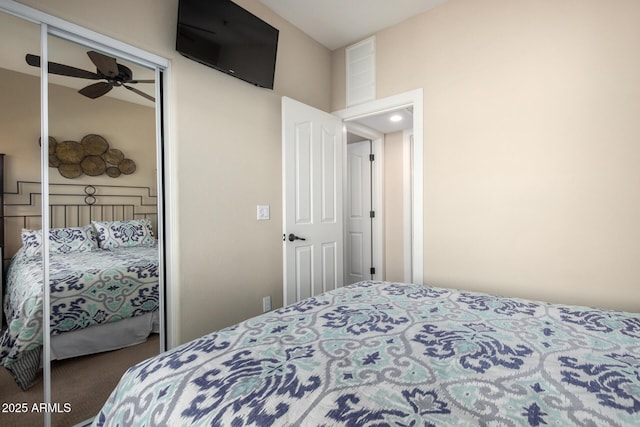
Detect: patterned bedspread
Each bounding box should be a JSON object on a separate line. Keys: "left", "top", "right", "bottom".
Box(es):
{"left": 1, "top": 246, "right": 159, "bottom": 390}
{"left": 94, "top": 281, "right": 639, "bottom": 426}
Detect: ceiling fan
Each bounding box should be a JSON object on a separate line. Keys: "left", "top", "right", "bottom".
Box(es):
{"left": 25, "top": 50, "right": 155, "bottom": 102}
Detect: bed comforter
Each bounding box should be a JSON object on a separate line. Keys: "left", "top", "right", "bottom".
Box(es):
{"left": 93, "top": 281, "right": 639, "bottom": 426}
{"left": 1, "top": 246, "right": 159, "bottom": 390}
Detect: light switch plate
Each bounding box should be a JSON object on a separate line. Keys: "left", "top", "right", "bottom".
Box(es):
{"left": 257, "top": 204, "right": 270, "bottom": 220}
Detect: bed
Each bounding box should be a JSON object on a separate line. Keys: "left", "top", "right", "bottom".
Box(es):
{"left": 93, "top": 280, "right": 639, "bottom": 426}
{"left": 0, "top": 219, "right": 159, "bottom": 390}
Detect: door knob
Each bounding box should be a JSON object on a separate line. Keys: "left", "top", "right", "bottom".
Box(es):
{"left": 288, "top": 233, "right": 306, "bottom": 242}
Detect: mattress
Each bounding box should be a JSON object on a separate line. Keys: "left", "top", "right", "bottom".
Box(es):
{"left": 93, "top": 281, "right": 640, "bottom": 426}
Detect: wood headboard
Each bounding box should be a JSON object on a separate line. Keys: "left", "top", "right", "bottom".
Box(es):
{"left": 3, "top": 181, "right": 157, "bottom": 262}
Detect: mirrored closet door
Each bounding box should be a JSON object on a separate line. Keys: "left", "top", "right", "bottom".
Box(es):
{"left": 46, "top": 33, "right": 163, "bottom": 426}
{"left": 0, "top": 3, "right": 169, "bottom": 426}
{"left": 0, "top": 10, "right": 45, "bottom": 427}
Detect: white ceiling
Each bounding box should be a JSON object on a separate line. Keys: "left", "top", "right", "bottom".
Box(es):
{"left": 353, "top": 107, "right": 414, "bottom": 134}
{"left": 259, "top": 0, "right": 448, "bottom": 50}
{"left": 258, "top": 1, "right": 425, "bottom": 139}
{"left": 347, "top": 106, "right": 414, "bottom": 143}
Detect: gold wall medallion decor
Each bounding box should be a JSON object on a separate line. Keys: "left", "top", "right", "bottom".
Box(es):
{"left": 56, "top": 141, "right": 86, "bottom": 163}
{"left": 104, "top": 148, "right": 124, "bottom": 165}
{"left": 106, "top": 166, "right": 121, "bottom": 178}
{"left": 118, "top": 158, "right": 136, "bottom": 175}
{"left": 41, "top": 133, "right": 138, "bottom": 179}
{"left": 81, "top": 155, "right": 107, "bottom": 176}
{"left": 81, "top": 134, "right": 109, "bottom": 156}
{"left": 58, "top": 163, "right": 83, "bottom": 179}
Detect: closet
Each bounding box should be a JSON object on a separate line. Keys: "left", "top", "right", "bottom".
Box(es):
{"left": 0, "top": 2, "right": 170, "bottom": 426}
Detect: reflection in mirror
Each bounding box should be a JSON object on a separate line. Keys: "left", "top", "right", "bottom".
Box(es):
{"left": 45, "top": 35, "right": 161, "bottom": 426}
{"left": 0, "top": 10, "right": 45, "bottom": 427}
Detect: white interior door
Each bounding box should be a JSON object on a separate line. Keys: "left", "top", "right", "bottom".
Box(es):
{"left": 282, "top": 97, "right": 343, "bottom": 305}
{"left": 345, "top": 140, "right": 372, "bottom": 285}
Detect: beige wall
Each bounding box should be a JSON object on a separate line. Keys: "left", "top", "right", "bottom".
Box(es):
{"left": 0, "top": 67, "right": 156, "bottom": 258}
{"left": 12, "top": 0, "right": 333, "bottom": 343}
{"left": 333, "top": 0, "right": 640, "bottom": 312}
{"left": 0, "top": 68, "right": 156, "bottom": 188}
{"left": 11, "top": 0, "right": 639, "bottom": 348}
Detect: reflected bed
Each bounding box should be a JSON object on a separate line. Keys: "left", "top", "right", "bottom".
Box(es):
{"left": 1, "top": 221, "right": 159, "bottom": 390}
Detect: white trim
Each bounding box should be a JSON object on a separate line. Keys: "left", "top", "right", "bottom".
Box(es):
{"left": 334, "top": 89, "right": 424, "bottom": 284}
{"left": 155, "top": 67, "right": 165, "bottom": 353}
{"left": 345, "top": 121, "right": 383, "bottom": 141}
{"left": 402, "top": 130, "right": 413, "bottom": 283}
{"left": 161, "top": 66, "right": 181, "bottom": 348}
{"left": 281, "top": 98, "right": 289, "bottom": 304}
{"left": 40, "top": 22, "right": 52, "bottom": 427}
{"left": 371, "top": 137, "right": 384, "bottom": 281}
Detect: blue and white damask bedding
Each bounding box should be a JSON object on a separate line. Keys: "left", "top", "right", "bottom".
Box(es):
{"left": 0, "top": 245, "right": 159, "bottom": 390}
{"left": 94, "top": 281, "right": 639, "bottom": 426}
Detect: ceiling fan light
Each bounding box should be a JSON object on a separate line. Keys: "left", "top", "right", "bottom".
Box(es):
{"left": 25, "top": 50, "right": 154, "bottom": 102}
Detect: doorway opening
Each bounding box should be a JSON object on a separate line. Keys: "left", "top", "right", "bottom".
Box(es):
{"left": 282, "top": 90, "right": 423, "bottom": 306}
{"left": 335, "top": 88, "right": 424, "bottom": 285}
{"left": 344, "top": 107, "right": 414, "bottom": 284}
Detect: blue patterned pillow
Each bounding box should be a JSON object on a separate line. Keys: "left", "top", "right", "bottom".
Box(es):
{"left": 21, "top": 225, "right": 99, "bottom": 256}
{"left": 92, "top": 219, "right": 156, "bottom": 249}
{"left": 21, "top": 229, "right": 43, "bottom": 257}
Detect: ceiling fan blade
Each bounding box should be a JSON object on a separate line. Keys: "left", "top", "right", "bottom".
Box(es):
{"left": 123, "top": 84, "right": 155, "bottom": 102}
{"left": 79, "top": 82, "right": 113, "bottom": 99}
{"left": 87, "top": 51, "right": 119, "bottom": 77}
{"left": 127, "top": 79, "right": 155, "bottom": 84}
{"left": 25, "top": 54, "right": 101, "bottom": 80}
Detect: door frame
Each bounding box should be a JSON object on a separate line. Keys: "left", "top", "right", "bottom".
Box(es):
{"left": 334, "top": 89, "right": 424, "bottom": 284}
{"left": 402, "top": 129, "right": 414, "bottom": 283}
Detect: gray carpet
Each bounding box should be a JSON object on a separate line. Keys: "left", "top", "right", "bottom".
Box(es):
{"left": 0, "top": 335, "right": 160, "bottom": 427}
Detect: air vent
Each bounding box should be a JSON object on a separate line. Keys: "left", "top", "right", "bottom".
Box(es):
{"left": 346, "top": 36, "right": 375, "bottom": 107}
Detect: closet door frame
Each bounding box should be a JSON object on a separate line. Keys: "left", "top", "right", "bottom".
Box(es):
{"left": 0, "top": 2, "right": 175, "bottom": 426}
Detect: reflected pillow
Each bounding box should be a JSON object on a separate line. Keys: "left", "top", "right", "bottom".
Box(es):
{"left": 21, "top": 225, "right": 99, "bottom": 256}
{"left": 93, "top": 219, "right": 155, "bottom": 249}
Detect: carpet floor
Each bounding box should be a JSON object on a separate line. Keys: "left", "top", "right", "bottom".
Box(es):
{"left": 0, "top": 335, "right": 160, "bottom": 427}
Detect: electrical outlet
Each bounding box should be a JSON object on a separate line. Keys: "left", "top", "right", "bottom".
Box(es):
{"left": 262, "top": 295, "right": 271, "bottom": 312}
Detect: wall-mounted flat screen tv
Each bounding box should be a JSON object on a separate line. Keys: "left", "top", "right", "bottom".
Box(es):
{"left": 176, "top": 0, "right": 279, "bottom": 89}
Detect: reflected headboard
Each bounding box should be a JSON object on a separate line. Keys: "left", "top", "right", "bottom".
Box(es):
{"left": 3, "top": 181, "right": 158, "bottom": 262}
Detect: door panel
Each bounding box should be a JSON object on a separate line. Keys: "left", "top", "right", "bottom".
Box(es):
{"left": 283, "top": 97, "right": 343, "bottom": 305}
{"left": 294, "top": 123, "right": 312, "bottom": 224}
{"left": 295, "top": 244, "right": 313, "bottom": 300}
{"left": 348, "top": 232, "right": 364, "bottom": 278}
{"left": 321, "top": 241, "right": 337, "bottom": 293}
{"left": 345, "top": 140, "right": 372, "bottom": 285}
{"left": 321, "top": 128, "right": 337, "bottom": 223}
{"left": 46, "top": 35, "right": 162, "bottom": 427}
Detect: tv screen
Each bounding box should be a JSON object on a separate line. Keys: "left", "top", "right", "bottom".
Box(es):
{"left": 176, "top": 0, "right": 279, "bottom": 89}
